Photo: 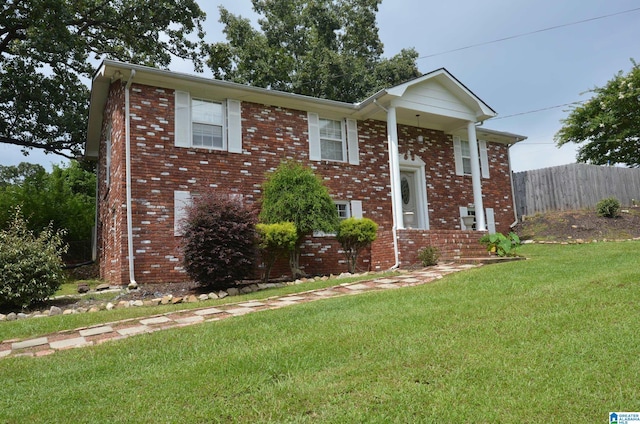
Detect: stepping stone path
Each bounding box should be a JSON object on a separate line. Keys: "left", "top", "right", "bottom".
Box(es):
{"left": 0, "top": 263, "right": 479, "bottom": 359}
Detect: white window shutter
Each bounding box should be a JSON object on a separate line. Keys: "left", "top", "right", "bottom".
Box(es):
{"left": 350, "top": 200, "right": 363, "bottom": 218}
{"left": 479, "top": 139, "right": 490, "bottom": 179}
{"left": 174, "top": 190, "right": 192, "bottom": 236}
{"left": 453, "top": 136, "right": 463, "bottom": 176}
{"left": 307, "top": 112, "right": 321, "bottom": 161}
{"left": 227, "top": 99, "right": 242, "bottom": 153}
{"left": 346, "top": 119, "right": 359, "bottom": 165}
{"left": 485, "top": 208, "right": 496, "bottom": 234}
{"left": 175, "top": 91, "right": 191, "bottom": 147}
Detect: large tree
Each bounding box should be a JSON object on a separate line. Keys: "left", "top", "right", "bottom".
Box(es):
{"left": 207, "top": 0, "right": 421, "bottom": 103}
{"left": 0, "top": 0, "right": 206, "bottom": 159}
{"left": 555, "top": 61, "right": 640, "bottom": 167}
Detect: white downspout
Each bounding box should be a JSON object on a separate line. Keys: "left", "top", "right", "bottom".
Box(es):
{"left": 508, "top": 141, "right": 520, "bottom": 228}
{"left": 125, "top": 69, "right": 137, "bottom": 286}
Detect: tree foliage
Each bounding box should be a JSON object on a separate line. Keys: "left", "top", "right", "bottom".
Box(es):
{"left": 555, "top": 61, "right": 640, "bottom": 167}
{"left": 181, "top": 192, "right": 257, "bottom": 289}
{"left": 0, "top": 161, "right": 95, "bottom": 261}
{"left": 0, "top": 209, "right": 68, "bottom": 310}
{"left": 336, "top": 217, "right": 378, "bottom": 273}
{"left": 260, "top": 162, "right": 339, "bottom": 277}
{"left": 0, "top": 0, "right": 206, "bottom": 158}
{"left": 207, "top": 0, "right": 421, "bottom": 102}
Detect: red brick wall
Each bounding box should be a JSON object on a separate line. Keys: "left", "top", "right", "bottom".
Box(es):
{"left": 96, "top": 82, "right": 516, "bottom": 284}
{"left": 96, "top": 82, "right": 128, "bottom": 285}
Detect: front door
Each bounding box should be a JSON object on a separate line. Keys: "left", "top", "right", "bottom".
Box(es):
{"left": 400, "top": 171, "right": 417, "bottom": 228}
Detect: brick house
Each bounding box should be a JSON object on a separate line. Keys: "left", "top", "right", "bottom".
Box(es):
{"left": 85, "top": 60, "right": 526, "bottom": 286}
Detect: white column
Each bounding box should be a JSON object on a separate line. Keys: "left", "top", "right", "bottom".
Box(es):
{"left": 467, "top": 121, "right": 486, "bottom": 231}
{"left": 387, "top": 106, "right": 404, "bottom": 229}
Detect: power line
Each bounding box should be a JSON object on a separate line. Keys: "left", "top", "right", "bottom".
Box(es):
{"left": 418, "top": 7, "right": 640, "bottom": 60}
{"left": 492, "top": 101, "right": 585, "bottom": 120}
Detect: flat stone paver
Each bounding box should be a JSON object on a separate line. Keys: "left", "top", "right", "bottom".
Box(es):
{"left": 193, "top": 307, "right": 224, "bottom": 316}
{"left": 226, "top": 307, "right": 253, "bottom": 315}
{"left": 49, "top": 337, "right": 88, "bottom": 350}
{"left": 345, "top": 284, "right": 370, "bottom": 291}
{"left": 117, "top": 326, "right": 149, "bottom": 336}
{"left": 139, "top": 316, "right": 172, "bottom": 325}
{"left": 237, "top": 301, "right": 266, "bottom": 308}
{"left": 0, "top": 263, "right": 481, "bottom": 359}
{"left": 12, "top": 337, "right": 48, "bottom": 350}
{"left": 174, "top": 316, "right": 204, "bottom": 325}
{"left": 79, "top": 326, "right": 113, "bottom": 337}
{"left": 280, "top": 296, "right": 307, "bottom": 301}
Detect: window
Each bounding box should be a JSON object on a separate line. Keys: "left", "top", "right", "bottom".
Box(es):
{"left": 307, "top": 113, "right": 359, "bottom": 164}
{"left": 175, "top": 91, "right": 242, "bottom": 152}
{"left": 319, "top": 118, "right": 345, "bottom": 161}
{"left": 336, "top": 202, "right": 350, "bottom": 220}
{"left": 313, "top": 200, "right": 363, "bottom": 236}
{"left": 191, "top": 99, "right": 223, "bottom": 149}
{"left": 453, "top": 137, "right": 490, "bottom": 178}
{"left": 460, "top": 139, "right": 472, "bottom": 175}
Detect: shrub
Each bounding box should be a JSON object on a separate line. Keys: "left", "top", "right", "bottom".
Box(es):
{"left": 260, "top": 162, "right": 339, "bottom": 277}
{"left": 181, "top": 192, "right": 257, "bottom": 290}
{"left": 417, "top": 246, "right": 440, "bottom": 267}
{"left": 479, "top": 232, "right": 521, "bottom": 257}
{"left": 596, "top": 197, "right": 621, "bottom": 218}
{"left": 256, "top": 222, "right": 297, "bottom": 283}
{"left": 336, "top": 218, "right": 378, "bottom": 273}
{"left": 0, "top": 210, "right": 68, "bottom": 310}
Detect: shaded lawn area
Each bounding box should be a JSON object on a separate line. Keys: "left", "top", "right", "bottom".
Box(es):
{"left": 1, "top": 242, "right": 639, "bottom": 423}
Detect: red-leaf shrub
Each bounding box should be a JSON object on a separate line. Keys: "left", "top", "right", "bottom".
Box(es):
{"left": 181, "top": 192, "right": 257, "bottom": 289}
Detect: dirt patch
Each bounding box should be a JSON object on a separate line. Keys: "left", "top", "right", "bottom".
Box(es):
{"left": 513, "top": 207, "right": 640, "bottom": 242}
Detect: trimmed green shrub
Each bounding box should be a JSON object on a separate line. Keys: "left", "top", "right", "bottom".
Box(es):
{"left": 0, "top": 210, "right": 68, "bottom": 310}
{"left": 479, "top": 232, "right": 521, "bottom": 257}
{"left": 596, "top": 197, "right": 621, "bottom": 218}
{"left": 417, "top": 246, "right": 440, "bottom": 267}
{"left": 181, "top": 192, "right": 257, "bottom": 290}
{"left": 336, "top": 217, "right": 378, "bottom": 273}
{"left": 260, "top": 162, "right": 339, "bottom": 277}
{"left": 256, "top": 222, "right": 297, "bottom": 283}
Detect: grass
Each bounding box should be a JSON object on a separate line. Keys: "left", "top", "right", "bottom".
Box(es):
{"left": 1, "top": 242, "right": 639, "bottom": 422}
{"left": 0, "top": 272, "right": 397, "bottom": 342}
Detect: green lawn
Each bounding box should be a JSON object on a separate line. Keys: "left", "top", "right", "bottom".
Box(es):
{"left": 1, "top": 242, "right": 639, "bottom": 423}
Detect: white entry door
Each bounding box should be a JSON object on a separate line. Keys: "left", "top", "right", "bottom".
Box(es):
{"left": 400, "top": 171, "right": 417, "bottom": 228}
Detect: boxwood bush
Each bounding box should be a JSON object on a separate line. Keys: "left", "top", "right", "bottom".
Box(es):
{"left": 596, "top": 197, "right": 621, "bottom": 218}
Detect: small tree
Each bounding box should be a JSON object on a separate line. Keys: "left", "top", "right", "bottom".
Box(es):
{"left": 181, "top": 192, "right": 256, "bottom": 290}
{"left": 0, "top": 209, "right": 68, "bottom": 310}
{"left": 336, "top": 217, "right": 378, "bottom": 273}
{"left": 260, "top": 162, "right": 339, "bottom": 278}
{"left": 256, "top": 222, "right": 297, "bottom": 283}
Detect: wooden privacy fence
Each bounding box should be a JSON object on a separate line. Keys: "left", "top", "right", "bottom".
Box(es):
{"left": 512, "top": 163, "right": 640, "bottom": 218}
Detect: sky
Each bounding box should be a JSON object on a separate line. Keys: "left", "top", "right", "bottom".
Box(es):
{"left": 2, "top": 0, "right": 639, "bottom": 172}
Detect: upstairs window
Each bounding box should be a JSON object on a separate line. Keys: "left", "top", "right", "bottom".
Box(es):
{"left": 460, "top": 139, "right": 472, "bottom": 175}
{"left": 307, "top": 112, "right": 359, "bottom": 165}
{"left": 191, "top": 98, "right": 223, "bottom": 149}
{"left": 175, "top": 91, "right": 242, "bottom": 153}
{"left": 319, "top": 118, "right": 345, "bottom": 161}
